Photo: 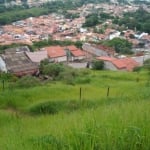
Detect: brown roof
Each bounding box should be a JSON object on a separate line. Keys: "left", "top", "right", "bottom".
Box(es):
{"left": 97, "top": 57, "right": 126, "bottom": 69}
{"left": 66, "top": 45, "right": 85, "bottom": 57}
{"left": 97, "top": 56, "right": 139, "bottom": 71}
{"left": 119, "top": 58, "right": 139, "bottom": 71}
{"left": 1, "top": 50, "right": 38, "bottom": 76}
{"left": 45, "top": 46, "right": 66, "bottom": 58}
{"left": 71, "top": 49, "right": 85, "bottom": 57}
{"left": 66, "top": 45, "right": 78, "bottom": 51}
{"left": 95, "top": 44, "right": 115, "bottom": 55}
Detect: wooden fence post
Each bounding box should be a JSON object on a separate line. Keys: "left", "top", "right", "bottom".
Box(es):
{"left": 2, "top": 80, "right": 5, "bottom": 91}
{"left": 80, "top": 87, "right": 82, "bottom": 101}
{"left": 107, "top": 86, "right": 110, "bottom": 97}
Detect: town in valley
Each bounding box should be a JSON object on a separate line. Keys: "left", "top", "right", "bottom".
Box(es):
{"left": 0, "top": 0, "right": 150, "bottom": 76}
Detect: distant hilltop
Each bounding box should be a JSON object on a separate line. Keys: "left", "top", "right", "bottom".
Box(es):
{"left": 0, "top": 0, "right": 56, "bottom": 7}
{"left": 1, "top": 0, "right": 150, "bottom": 7}
{"left": 110, "top": 0, "right": 150, "bottom": 3}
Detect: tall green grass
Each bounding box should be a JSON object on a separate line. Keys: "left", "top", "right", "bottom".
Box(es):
{"left": 0, "top": 70, "right": 149, "bottom": 149}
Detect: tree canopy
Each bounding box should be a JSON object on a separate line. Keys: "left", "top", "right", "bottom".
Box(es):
{"left": 113, "top": 8, "right": 150, "bottom": 33}
{"left": 103, "top": 38, "right": 133, "bottom": 54}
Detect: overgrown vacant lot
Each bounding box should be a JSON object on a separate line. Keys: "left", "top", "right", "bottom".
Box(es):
{"left": 0, "top": 70, "right": 149, "bottom": 150}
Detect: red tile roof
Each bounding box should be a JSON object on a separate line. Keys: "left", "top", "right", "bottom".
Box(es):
{"left": 66, "top": 45, "right": 78, "bottom": 51}
{"left": 112, "top": 59, "right": 126, "bottom": 69}
{"left": 120, "top": 58, "right": 139, "bottom": 71}
{"left": 97, "top": 56, "right": 139, "bottom": 71}
{"left": 45, "top": 46, "right": 66, "bottom": 58}
{"left": 97, "top": 56, "right": 115, "bottom": 61}
{"left": 71, "top": 49, "right": 85, "bottom": 57}
{"left": 66, "top": 45, "right": 85, "bottom": 57}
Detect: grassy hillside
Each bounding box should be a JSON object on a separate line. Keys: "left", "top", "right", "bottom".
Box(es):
{"left": 0, "top": 70, "right": 149, "bottom": 150}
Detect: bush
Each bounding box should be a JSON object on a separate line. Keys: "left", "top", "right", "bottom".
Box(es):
{"left": 144, "top": 59, "right": 150, "bottom": 70}
{"left": 13, "top": 75, "right": 41, "bottom": 88}
{"left": 76, "top": 77, "right": 91, "bottom": 84}
{"left": 0, "top": 72, "right": 16, "bottom": 81}
{"left": 29, "top": 101, "right": 63, "bottom": 115}
{"left": 40, "top": 63, "right": 65, "bottom": 79}
{"left": 58, "top": 68, "right": 78, "bottom": 85}
{"left": 91, "top": 60, "right": 104, "bottom": 70}
{"left": 133, "top": 66, "right": 142, "bottom": 72}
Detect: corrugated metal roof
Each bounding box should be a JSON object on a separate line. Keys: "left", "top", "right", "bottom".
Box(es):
{"left": 1, "top": 51, "right": 38, "bottom": 76}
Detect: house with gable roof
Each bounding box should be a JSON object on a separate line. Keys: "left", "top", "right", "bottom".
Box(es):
{"left": 65, "top": 45, "right": 86, "bottom": 61}
{"left": 97, "top": 56, "right": 139, "bottom": 71}
{"left": 25, "top": 50, "right": 48, "bottom": 64}
{"left": 44, "top": 46, "right": 67, "bottom": 62}
{"left": 0, "top": 47, "right": 38, "bottom": 76}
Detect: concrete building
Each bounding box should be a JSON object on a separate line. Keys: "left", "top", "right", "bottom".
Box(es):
{"left": 0, "top": 47, "right": 38, "bottom": 76}
{"left": 82, "top": 43, "right": 115, "bottom": 57}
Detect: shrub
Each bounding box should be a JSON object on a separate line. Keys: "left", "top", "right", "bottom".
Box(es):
{"left": 29, "top": 101, "right": 63, "bottom": 115}
{"left": 133, "top": 66, "right": 142, "bottom": 72}
{"left": 144, "top": 59, "right": 150, "bottom": 70}
{"left": 91, "top": 60, "right": 104, "bottom": 70}
{"left": 58, "top": 67, "right": 79, "bottom": 85}
{"left": 40, "top": 63, "right": 65, "bottom": 79}
{"left": 13, "top": 75, "right": 41, "bottom": 88}
{"left": 0, "top": 72, "right": 16, "bottom": 81}
{"left": 79, "top": 69, "right": 90, "bottom": 76}
{"left": 76, "top": 77, "right": 91, "bottom": 84}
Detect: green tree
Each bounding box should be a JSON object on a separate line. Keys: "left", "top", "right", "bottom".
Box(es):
{"left": 40, "top": 62, "right": 65, "bottom": 79}
{"left": 144, "top": 59, "right": 150, "bottom": 70}
{"left": 104, "top": 38, "right": 133, "bottom": 54}
{"left": 75, "top": 41, "right": 83, "bottom": 49}
{"left": 117, "top": 8, "right": 150, "bottom": 33}
{"left": 83, "top": 14, "right": 99, "bottom": 27}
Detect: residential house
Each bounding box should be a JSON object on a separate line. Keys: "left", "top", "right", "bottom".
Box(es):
{"left": 0, "top": 47, "right": 38, "bottom": 76}
{"left": 44, "top": 46, "right": 67, "bottom": 62}
{"left": 5, "top": 46, "right": 30, "bottom": 54}
{"left": 26, "top": 50, "right": 48, "bottom": 64}
{"left": 97, "top": 56, "right": 139, "bottom": 71}
{"left": 65, "top": 45, "right": 85, "bottom": 61}
{"left": 82, "top": 43, "right": 115, "bottom": 57}
{"left": 109, "top": 31, "right": 121, "bottom": 40}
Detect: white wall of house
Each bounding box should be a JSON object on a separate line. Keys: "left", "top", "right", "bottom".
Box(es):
{"left": 109, "top": 31, "right": 120, "bottom": 40}
{"left": 0, "top": 57, "right": 7, "bottom": 72}
{"left": 104, "top": 61, "right": 118, "bottom": 70}
{"left": 104, "top": 61, "right": 126, "bottom": 71}
{"left": 72, "top": 56, "right": 85, "bottom": 61}
{"left": 49, "top": 56, "right": 67, "bottom": 62}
